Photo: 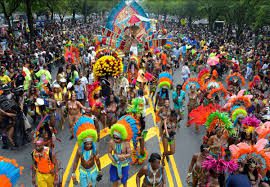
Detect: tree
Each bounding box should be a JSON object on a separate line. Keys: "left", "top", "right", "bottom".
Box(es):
{"left": 198, "top": 0, "right": 224, "bottom": 31}
{"left": 55, "top": 0, "right": 70, "bottom": 28}
{"left": 0, "top": 0, "right": 22, "bottom": 33}
{"left": 24, "top": 0, "right": 34, "bottom": 43}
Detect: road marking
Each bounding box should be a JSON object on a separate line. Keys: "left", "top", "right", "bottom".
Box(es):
{"left": 170, "top": 155, "right": 183, "bottom": 187}
{"left": 62, "top": 127, "right": 109, "bottom": 187}
{"left": 146, "top": 88, "right": 183, "bottom": 187}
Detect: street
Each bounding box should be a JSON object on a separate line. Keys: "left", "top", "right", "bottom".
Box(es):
{"left": 1, "top": 64, "right": 205, "bottom": 187}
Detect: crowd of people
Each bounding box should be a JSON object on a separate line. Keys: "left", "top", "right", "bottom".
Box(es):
{"left": 0, "top": 10, "right": 270, "bottom": 187}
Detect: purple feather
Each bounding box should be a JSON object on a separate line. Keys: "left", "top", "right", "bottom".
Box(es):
{"left": 226, "top": 160, "right": 239, "bottom": 173}
{"left": 202, "top": 156, "right": 239, "bottom": 173}
{"left": 242, "top": 116, "right": 261, "bottom": 127}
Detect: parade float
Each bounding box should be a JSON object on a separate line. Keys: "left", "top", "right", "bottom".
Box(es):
{"left": 96, "top": 0, "right": 172, "bottom": 56}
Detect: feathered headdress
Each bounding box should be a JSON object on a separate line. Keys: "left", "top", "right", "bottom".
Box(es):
{"left": 130, "top": 55, "right": 139, "bottom": 64}
{"left": 64, "top": 46, "right": 80, "bottom": 64}
{"left": 198, "top": 68, "right": 210, "bottom": 84}
{"left": 110, "top": 115, "right": 139, "bottom": 145}
{"left": 93, "top": 48, "right": 123, "bottom": 79}
{"left": 73, "top": 116, "right": 98, "bottom": 146}
{"left": 158, "top": 72, "right": 173, "bottom": 89}
{"left": 205, "top": 111, "right": 235, "bottom": 136}
{"left": 226, "top": 72, "right": 245, "bottom": 87}
{"left": 249, "top": 75, "right": 261, "bottom": 89}
{"left": 204, "top": 80, "right": 223, "bottom": 91}
{"left": 231, "top": 107, "right": 248, "bottom": 122}
{"left": 87, "top": 81, "right": 102, "bottom": 108}
{"left": 188, "top": 104, "right": 221, "bottom": 126}
{"left": 242, "top": 116, "right": 261, "bottom": 128}
{"left": 136, "top": 70, "right": 154, "bottom": 83}
{"left": 202, "top": 155, "right": 238, "bottom": 173}
{"left": 212, "top": 69, "right": 218, "bottom": 80}
{"left": 229, "top": 139, "right": 270, "bottom": 171}
{"left": 0, "top": 156, "right": 23, "bottom": 187}
{"left": 224, "top": 90, "right": 253, "bottom": 111}
{"left": 256, "top": 122, "right": 270, "bottom": 139}
{"left": 182, "top": 77, "right": 202, "bottom": 91}
{"left": 127, "top": 98, "right": 144, "bottom": 116}
{"left": 207, "top": 86, "right": 227, "bottom": 99}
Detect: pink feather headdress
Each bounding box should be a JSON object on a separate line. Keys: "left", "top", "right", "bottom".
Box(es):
{"left": 202, "top": 155, "right": 238, "bottom": 173}
{"left": 242, "top": 116, "right": 261, "bottom": 128}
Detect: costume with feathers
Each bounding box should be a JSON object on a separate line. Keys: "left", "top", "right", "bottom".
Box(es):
{"left": 198, "top": 68, "right": 210, "bottom": 85}
{"left": 256, "top": 122, "right": 270, "bottom": 139}
{"left": 207, "top": 86, "right": 227, "bottom": 99}
{"left": 87, "top": 81, "right": 103, "bottom": 109}
{"left": 73, "top": 116, "right": 98, "bottom": 146}
{"left": 226, "top": 72, "right": 245, "bottom": 87}
{"left": 64, "top": 46, "right": 80, "bottom": 64}
{"left": 202, "top": 155, "right": 238, "bottom": 173}
{"left": 158, "top": 72, "right": 173, "bottom": 89}
{"left": 203, "top": 80, "right": 223, "bottom": 91}
{"left": 126, "top": 98, "right": 148, "bottom": 164}
{"left": 229, "top": 139, "right": 270, "bottom": 171}
{"left": 188, "top": 104, "right": 221, "bottom": 126}
{"left": 182, "top": 77, "right": 202, "bottom": 91}
{"left": 231, "top": 107, "right": 248, "bottom": 123}
{"left": 249, "top": 75, "right": 261, "bottom": 89}
{"left": 224, "top": 90, "right": 253, "bottom": 111}
{"left": 205, "top": 111, "right": 235, "bottom": 136}
{"left": 0, "top": 156, "right": 23, "bottom": 187}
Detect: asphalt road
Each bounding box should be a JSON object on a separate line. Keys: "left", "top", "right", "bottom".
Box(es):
{"left": 1, "top": 63, "right": 204, "bottom": 187}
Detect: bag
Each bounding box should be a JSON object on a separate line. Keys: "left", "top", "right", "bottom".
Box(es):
{"left": 23, "top": 113, "right": 31, "bottom": 130}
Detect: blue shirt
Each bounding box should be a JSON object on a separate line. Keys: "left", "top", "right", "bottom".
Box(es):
{"left": 172, "top": 90, "right": 186, "bottom": 110}
{"left": 226, "top": 174, "right": 251, "bottom": 187}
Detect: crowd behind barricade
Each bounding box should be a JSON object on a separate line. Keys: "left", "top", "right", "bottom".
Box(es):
{"left": 0, "top": 16, "right": 270, "bottom": 187}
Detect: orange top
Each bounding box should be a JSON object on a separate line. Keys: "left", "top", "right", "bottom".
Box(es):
{"left": 161, "top": 53, "right": 167, "bottom": 65}
{"left": 33, "top": 147, "right": 54, "bottom": 173}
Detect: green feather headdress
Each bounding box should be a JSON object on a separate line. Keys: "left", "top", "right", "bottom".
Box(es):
{"left": 205, "top": 111, "right": 235, "bottom": 136}
{"left": 127, "top": 98, "right": 144, "bottom": 115}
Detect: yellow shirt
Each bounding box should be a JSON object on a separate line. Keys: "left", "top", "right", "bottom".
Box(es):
{"left": 0, "top": 75, "right": 11, "bottom": 84}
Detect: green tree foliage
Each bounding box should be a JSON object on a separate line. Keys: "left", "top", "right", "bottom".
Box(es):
{"left": 143, "top": 0, "right": 269, "bottom": 39}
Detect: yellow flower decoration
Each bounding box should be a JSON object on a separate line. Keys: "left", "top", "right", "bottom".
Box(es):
{"left": 93, "top": 48, "right": 123, "bottom": 79}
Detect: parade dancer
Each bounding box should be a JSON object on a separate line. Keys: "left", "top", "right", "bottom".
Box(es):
{"left": 72, "top": 116, "right": 102, "bottom": 187}
{"left": 108, "top": 114, "right": 141, "bottom": 187}
{"left": 136, "top": 153, "right": 166, "bottom": 187}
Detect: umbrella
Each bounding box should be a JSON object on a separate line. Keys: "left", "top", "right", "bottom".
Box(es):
{"left": 207, "top": 56, "right": 219, "bottom": 66}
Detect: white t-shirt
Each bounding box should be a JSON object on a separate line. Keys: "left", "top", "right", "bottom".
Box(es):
{"left": 262, "top": 63, "right": 269, "bottom": 75}
{"left": 181, "top": 65, "right": 190, "bottom": 77}
{"left": 88, "top": 73, "right": 94, "bottom": 84}
{"left": 80, "top": 76, "right": 88, "bottom": 86}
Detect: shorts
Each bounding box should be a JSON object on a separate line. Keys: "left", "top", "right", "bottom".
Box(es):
{"left": 79, "top": 165, "right": 98, "bottom": 187}
{"left": 109, "top": 164, "right": 129, "bottom": 184}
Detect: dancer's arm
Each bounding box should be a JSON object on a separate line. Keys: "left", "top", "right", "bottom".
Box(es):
{"left": 136, "top": 166, "right": 147, "bottom": 187}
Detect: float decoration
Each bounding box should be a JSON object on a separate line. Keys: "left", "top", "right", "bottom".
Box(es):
{"left": 93, "top": 48, "right": 123, "bottom": 79}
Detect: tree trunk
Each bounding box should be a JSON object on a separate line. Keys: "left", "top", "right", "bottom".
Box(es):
{"left": 6, "top": 15, "right": 13, "bottom": 34}
{"left": 72, "top": 9, "right": 76, "bottom": 24}
{"left": 50, "top": 9, "right": 54, "bottom": 21}
{"left": 25, "top": 0, "right": 34, "bottom": 45}
{"left": 188, "top": 16, "right": 192, "bottom": 30}
{"left": 60, "top": 18, "right": 64, "bottom": 29}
